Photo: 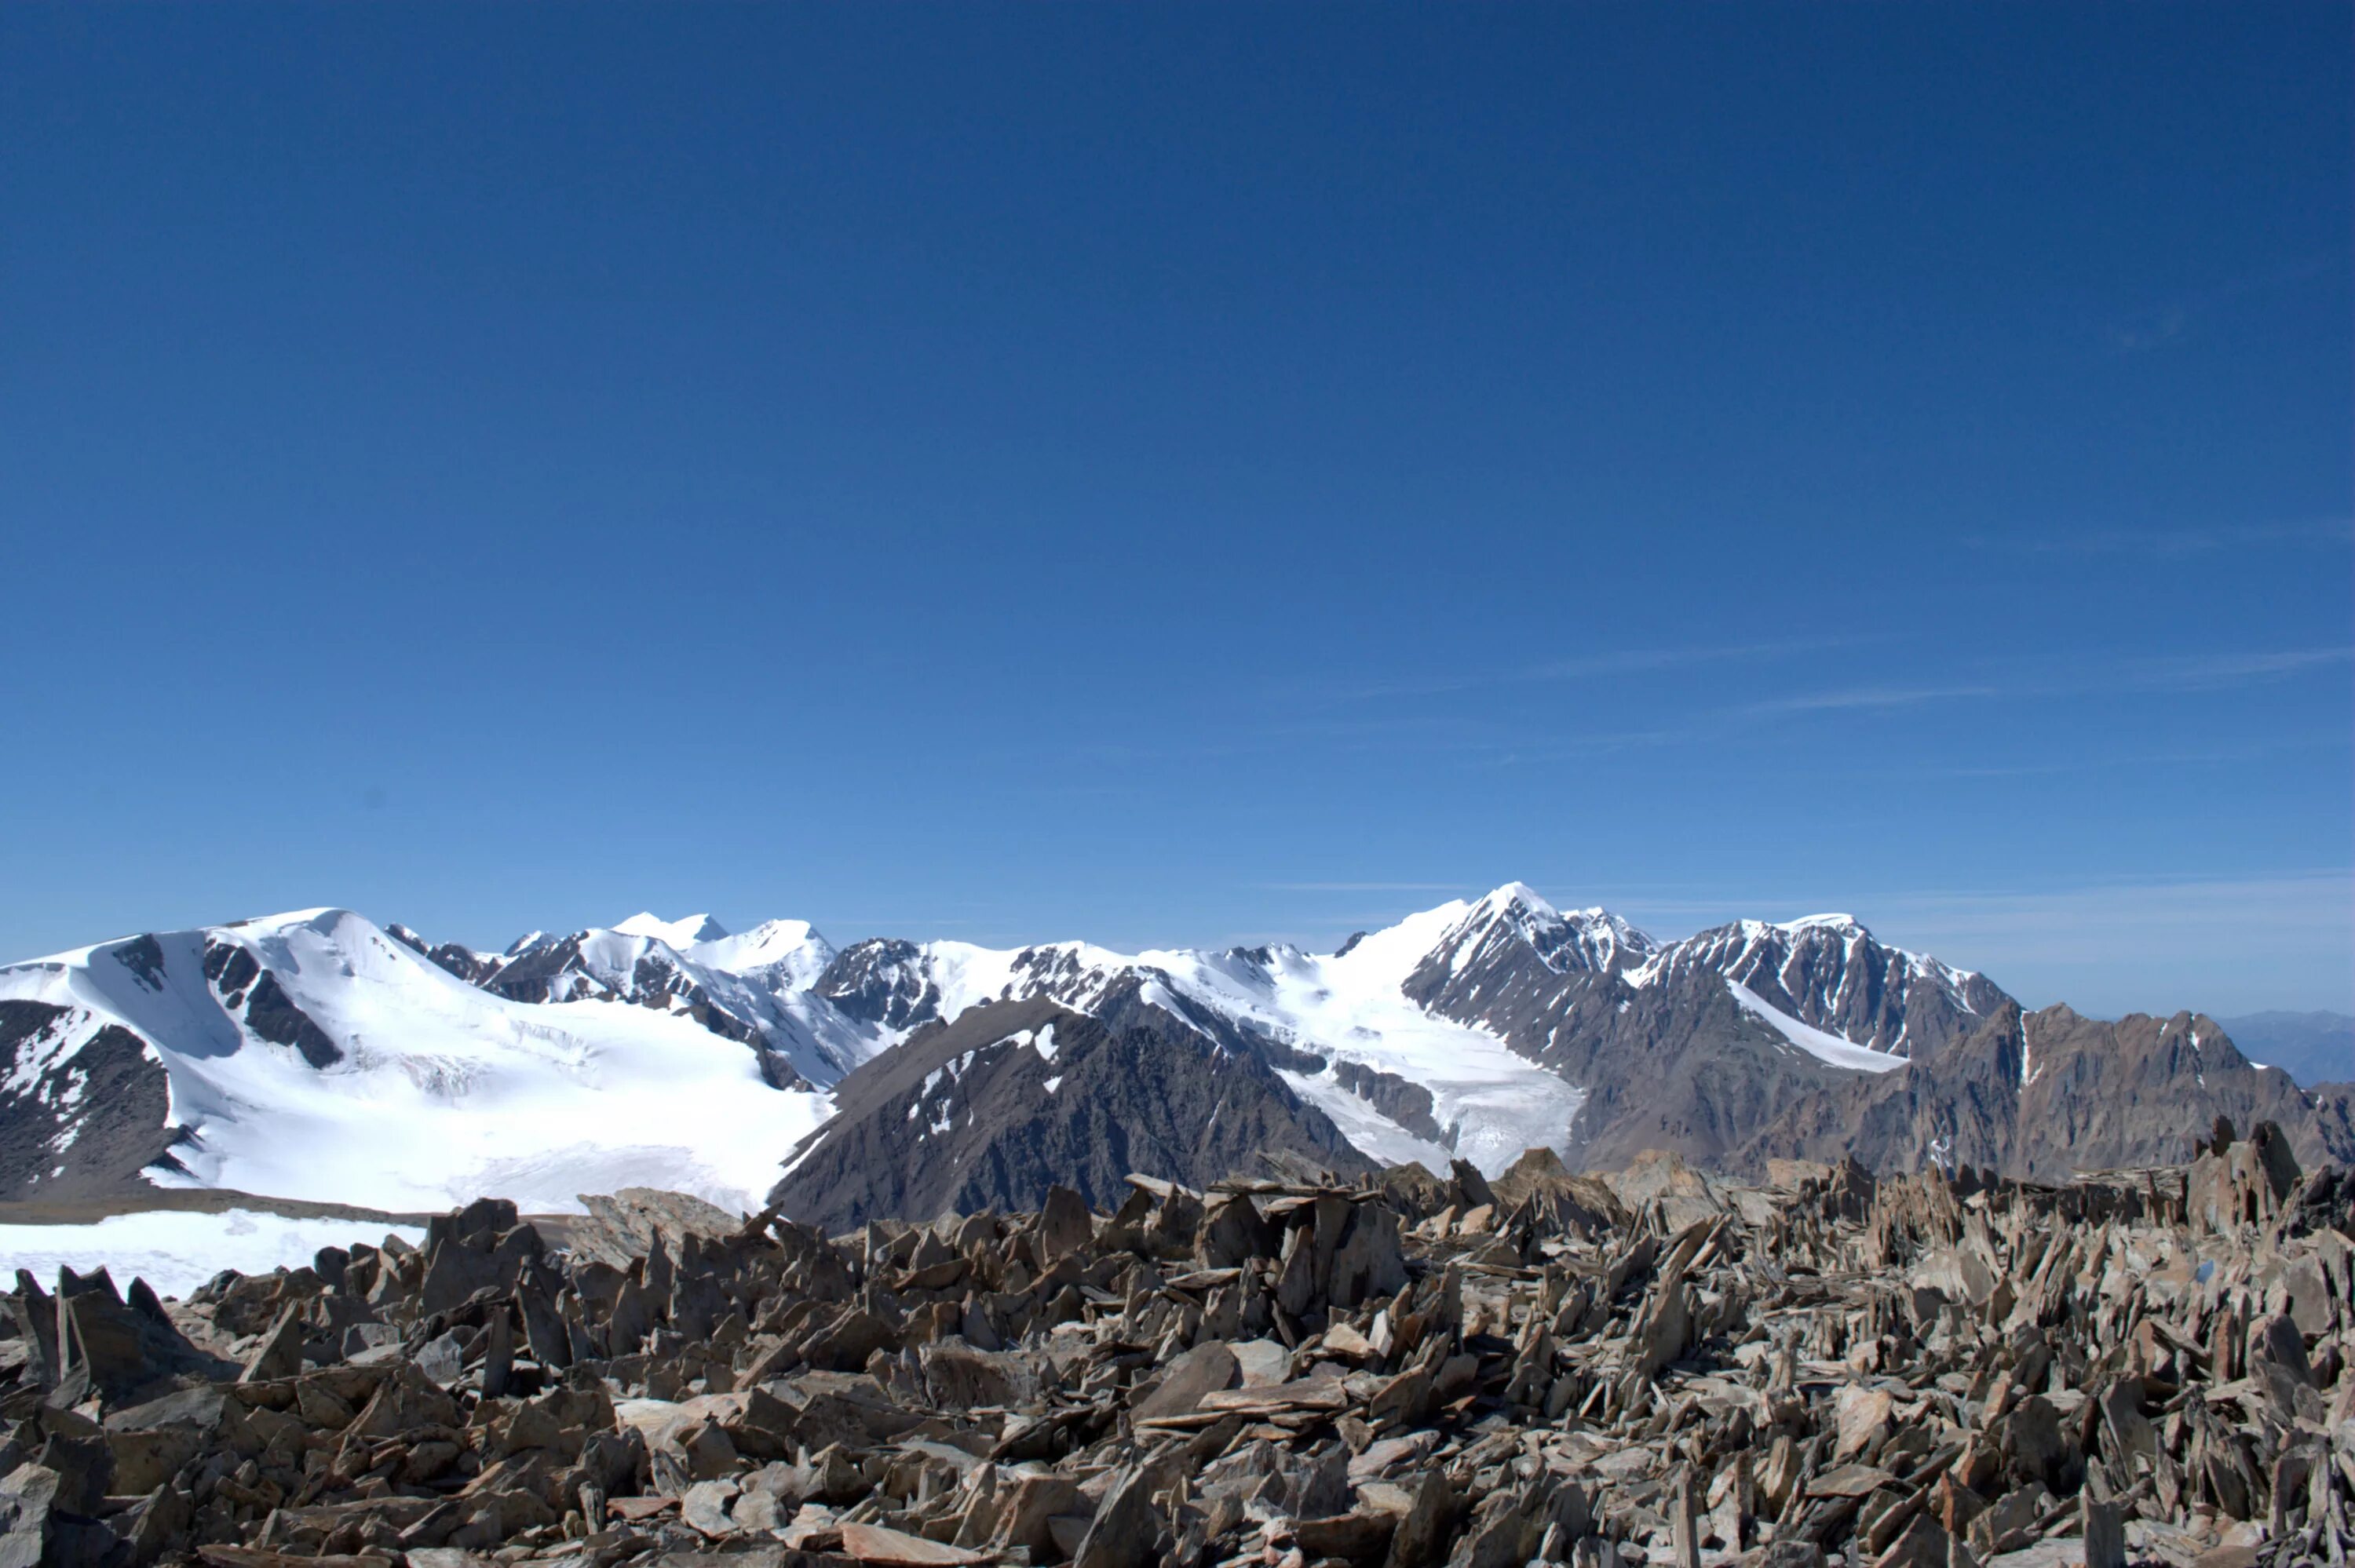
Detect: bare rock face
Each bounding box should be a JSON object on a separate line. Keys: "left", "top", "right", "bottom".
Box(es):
{"left": 1736, "top": 1004, "right": 2355, "bottom": 1179}
{"left": 769, "top": 994, "right": 1375, "bottom": 1231}
{"left": 0, "top": 1002, "right": 181, "bottom": 1204}
{"left": 565, "top": 1190, "right": 750, "bottom": 1271}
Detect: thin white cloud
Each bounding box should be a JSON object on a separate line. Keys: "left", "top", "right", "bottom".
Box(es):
{"left": 1862, "top": 872, "right": 2355, "bottom": 1016}
{"left": 1731, "top": 647, "right": 2350, "bottom": 730}
{"left": 1736, "top": 684, "right": 1999, "bottom": 719}
{"left": 2118, "top": 647, "right": 2354, "bottom": 691}
{"left": 2107, "top": 254, "right": 2339, "bottom": 353}
{"left": 1258, "top": 881, "right": 1472, "bottom": 893}
{"left": 1966, "top": 519, "right": 2353, "bottom": 556}
{"left": 1299, "top": 638, "right": 1853, "bottom": 702}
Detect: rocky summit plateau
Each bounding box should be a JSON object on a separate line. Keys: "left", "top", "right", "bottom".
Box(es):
{"left": 2, "top": 1118, "right": 2352, "bottom": 1568}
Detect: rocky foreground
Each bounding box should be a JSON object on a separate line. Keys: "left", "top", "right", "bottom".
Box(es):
{"left": 2, "top": 1121, "right": 2352, "bottom": 1568}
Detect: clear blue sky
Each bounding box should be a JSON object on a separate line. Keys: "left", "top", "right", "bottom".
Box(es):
{"left": 3, "top": 3, "right": 2348, "bottom": 1018}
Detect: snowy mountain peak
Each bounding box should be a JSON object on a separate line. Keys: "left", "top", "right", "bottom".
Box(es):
{"left": 614, "top": 911, "right": 730, "bottom": 946}
{"left": 1474, "top": 881, "right": 1560, "bottom": 921}
{"left": 689, "top": 919, "right": 838, "bottom": 990}
{"left": 1439, "top": 884, "right": 1657, "bottom": 978}
{"left": 1635, "top": 911, "right": 2006, "bottom": 1062}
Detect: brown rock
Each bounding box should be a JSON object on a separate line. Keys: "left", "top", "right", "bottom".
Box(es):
{"left": 839, "top": 1522, "right": 990, "bottom": 1565}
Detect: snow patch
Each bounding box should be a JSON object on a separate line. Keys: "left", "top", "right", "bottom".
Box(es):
{"left": 1725, "top": 978, "right": 1908, "bottom": 1075}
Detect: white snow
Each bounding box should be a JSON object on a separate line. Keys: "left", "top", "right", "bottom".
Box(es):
{"left": 1725, "top": 978, "right": 1908, "bottom": 1075}
{"left": 0, "top": 1209, "right": 426, "bottom": 1300}
{"left": 1278, "top": 1070, "right": 1455, "bottom": 1174}
{"left": 0, "top": 911, "right": 835, "bottom": 1216}
{"left": 0, "top": 881, "right": 1998, "bottom": 1212}
{"left": 555, "top": 925, "right": 869, "bottom": 1084}
{"left": 612, "top": 912, "right": 730, "bottom": 947}
{"left": 1103, "top": 903, "right": 1588, "bottom": 1174}
{"left": 684, "top": 920, "right": 837, "bottom": 991}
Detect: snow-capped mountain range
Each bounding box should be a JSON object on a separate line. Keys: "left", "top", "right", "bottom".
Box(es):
{"left": 0, "top": 884, "right": 2339, "bottom": 1221}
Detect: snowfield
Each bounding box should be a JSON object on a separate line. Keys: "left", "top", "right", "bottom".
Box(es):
{"left": 0, "top": 1209, "right": 426, "bottom": 1300}
{"left": 0, "top": 910, "right": 834, "bottom": 1214}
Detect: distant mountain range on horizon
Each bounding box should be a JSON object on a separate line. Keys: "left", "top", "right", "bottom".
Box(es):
{"left": 2, "top": 884, "right": 2347, "bottom": 1227}
{"left": 2211, "top": 1008, "right": 2355, "bottom": 1089}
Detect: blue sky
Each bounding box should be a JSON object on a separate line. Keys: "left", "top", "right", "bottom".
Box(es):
{"left": 2, "top": 3, "right": 2348, "bottom": 1017}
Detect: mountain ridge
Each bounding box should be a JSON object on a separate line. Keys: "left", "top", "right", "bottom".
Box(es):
{"left": 3, "top": 884, "right": 2343, "bottom": 1223}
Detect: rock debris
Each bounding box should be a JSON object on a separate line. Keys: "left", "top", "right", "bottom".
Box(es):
{"left": 2, "top": 1118, "right": 2350, "bottom": 1568}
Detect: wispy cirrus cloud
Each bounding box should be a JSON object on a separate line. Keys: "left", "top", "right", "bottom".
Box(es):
{"left": 1733, "top": 684, "right": 2001, "bottom": 719}
{"left": 1298, "top": 637, "right": 1853, "bottom": 703}
{"left": 1257, "top": 881, "right": 1471, "bottom": 893}
{"left": 1853, "top": 871, "right": 2355, "bottom": 1016}
{"left": 1462, "top": 645, "right": 2355, "bottom": 764}
{"left": 1733, "top": 647, "right": 2350, "bottom": 727}
{"left": 1965, "top": 519, "right": 2353, "bottom": 556}
{"left": 2116, "top": 647, "right": 2354, "bottom": 690}
{"left": 2109, "top": 254, "right": 2339, "bottom": 353}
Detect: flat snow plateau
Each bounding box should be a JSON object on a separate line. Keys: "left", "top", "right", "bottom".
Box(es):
{"left": 0, "top": 1209, "right": 425, "bottom": 1300}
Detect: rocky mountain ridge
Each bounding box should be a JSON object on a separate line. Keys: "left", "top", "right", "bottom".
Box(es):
{"left": 2, "top": 887, "right": 2346, "bottom": 1226}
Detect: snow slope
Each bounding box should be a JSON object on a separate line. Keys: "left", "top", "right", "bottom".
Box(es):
{"left": 505, "top": 923, "right": 867, "bottom": 1084}
{"left": 0, "top": 910, "right": 836, "bottom": 1214}
{"left": 685, "top": 919, "right": 836, "bottom": 990}
{"left": 1723, "top": 978, "right": 1910, "bottom": 1074}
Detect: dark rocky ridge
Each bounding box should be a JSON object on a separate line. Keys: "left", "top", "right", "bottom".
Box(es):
{"left": 0, "top": 1002, "right": 183, "bottom": 1203}
{"left": 1329, "top": 1062, "right": 1450, "bottom": 1148}
{"left": 387, "top": 924, "right": 504, "bottom": 988}
{"left": 1735, "top": 1003, "right": 2355, "bottom": 1179}
{"left": 770, "top": 991, "right": 1375, "bottom": 1231}
{"left": 811, "top": 939, "right": 944, "bottom": 1034}
{"left": 1654, "top": 918, "right": 2006, "bottom": 1059}
{"left": 1390, "top": 895, "right": 1983, "bottom": 1169}
{"left": 1400, "top": 939, "right": 1865, "bottom": 1170}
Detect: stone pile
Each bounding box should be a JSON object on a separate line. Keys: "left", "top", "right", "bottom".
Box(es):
{"left": 1, "top": 1121, "right": 2350, "bottom": 1568}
